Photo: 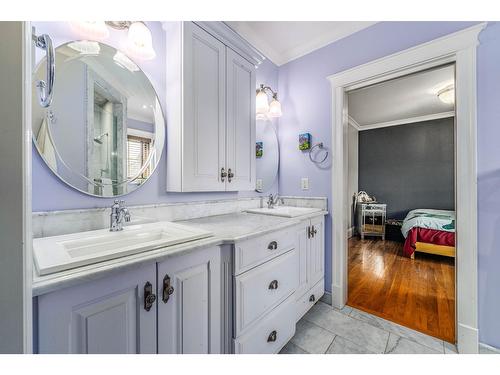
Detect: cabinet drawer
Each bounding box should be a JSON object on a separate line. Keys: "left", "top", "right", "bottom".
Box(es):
{"left": 234, "top": 249, "right": 299, "bottom": 336}
{"left": 296, "top": 278, "right": 324, "bottom": 322}
{"left": 234, "top": 225, "right": 298, "bottom": 275}
{"left": 233, "top": 295, "right": 296, "bottom": 354}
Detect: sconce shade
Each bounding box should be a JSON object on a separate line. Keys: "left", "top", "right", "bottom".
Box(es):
{"left": 126, "top": 22, "right": 156, "bottom": 60}
{"left": 268, "top": 97, "right": 282, "bottom": 118}
{"left": 256, "top": 89, "right": 270, "bottom": 120}
{"left": 70, "top": 21, "right": 109, "bottom": 40}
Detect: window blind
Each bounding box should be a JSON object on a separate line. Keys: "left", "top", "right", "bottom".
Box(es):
{"left": 127, "top": 135, "right": 151, "bottom": 180}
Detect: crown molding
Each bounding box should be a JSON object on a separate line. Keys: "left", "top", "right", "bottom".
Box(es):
{"left": 352, "top": 111, "right": 455, "bottom": 131}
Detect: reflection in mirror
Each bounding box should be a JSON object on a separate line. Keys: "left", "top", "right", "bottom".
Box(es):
{"left": 32, "top": 41, "right": 165, "bottom": 197}
{"left": 255, "top": 121, "right": 279, "bottom": 192}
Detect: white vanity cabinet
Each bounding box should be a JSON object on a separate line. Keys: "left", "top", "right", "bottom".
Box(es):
{"left": 165, "top": 22, "right": 256, "bottom": 192}
{"left": 157, "top": 246, "right": 221, "bottom": 354}
{"left": 231, "top": 225, "right": 300, "bottom": 354}
{"left": 36, "top": 246, "right": 222, "bottom": 354}
{"left": 37, "top": 263, "right": 157, "bottom": 354}
{"left": 295, "top": 215, "right": 325, "bottom": 321}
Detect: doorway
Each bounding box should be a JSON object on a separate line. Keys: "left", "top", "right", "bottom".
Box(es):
{"left": 328, "top": 24, "right": 484, "bottom": 353}
{"left": 345, "top": 64, "right": 456, "bottom": 342}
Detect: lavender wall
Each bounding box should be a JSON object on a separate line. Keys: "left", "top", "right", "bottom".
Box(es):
{"left": 32, "top": 22, "right": 279, "bottom": 211}
{"left": 276, "top": 21, "right": 500, "bottom": 347}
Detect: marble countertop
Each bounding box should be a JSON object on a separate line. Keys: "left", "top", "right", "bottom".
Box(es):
{"left": 32, "top": 210, "right": 327, "bottom": 297}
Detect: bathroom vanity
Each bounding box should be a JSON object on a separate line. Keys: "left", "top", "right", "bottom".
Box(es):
{"left": 32, "top": 199, "right": 326, "bottom": 354}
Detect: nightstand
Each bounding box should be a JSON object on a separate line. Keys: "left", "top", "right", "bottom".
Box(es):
{"left": 357, "top": 203, "right": 387, "bottom": 240}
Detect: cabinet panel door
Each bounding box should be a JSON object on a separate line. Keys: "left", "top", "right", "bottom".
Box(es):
{"left": 157, "top": 247, "right": 221, "bottom": 354}
{"left": 182, "top": 22, "right": 226, "bottom": 191}
{"left": 225, "top": 47, "right": 256, "bottom": 191}
{"left": 295, "top": 220, "right": 310, "bottom": 299}
{"left": 37, "top": 263, "right": 157, "bottom": 354}
{"left": 308, "top": 216, "right": 325, "bottom": 287}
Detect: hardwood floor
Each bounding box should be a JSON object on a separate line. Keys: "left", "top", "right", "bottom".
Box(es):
{"left": 347, "top": 237, "right": 455, "bottom": 343}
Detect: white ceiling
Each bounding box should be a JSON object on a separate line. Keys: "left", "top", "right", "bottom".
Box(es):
{"left": 226, "top": 21, "right": 377, "bottom": 66}
{"left": 348, "top": 64, "right": 455, "bottom": 129}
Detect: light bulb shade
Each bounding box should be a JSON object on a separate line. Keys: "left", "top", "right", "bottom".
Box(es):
{"left": 126, "top": 22, "right": 156, "bottom": 60}
{"left": 437, "top": 86, "right": 455, "bottom": 104}
{"left": 268, "top": 98, "right": 282, "bottom": 118}
{"left": 70, "top": 21, "right": 109, "bottom": 40}
{"left": 256, "top": 90, "right": 270, "bottom": 119}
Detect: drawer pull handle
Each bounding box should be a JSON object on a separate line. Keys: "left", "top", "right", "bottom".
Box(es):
{"left": 267, "top": 241, "right": 278, "bottom": 250}
{"left": 144, "top": 282, "right": 156, "bottom": 311}
{"left": 268, "top": 279, "right": 279, "bottom": 290}
{"left": 267, "top": 330, "right": 277, "bottom": 343}
{"left": 309, "top": 294, "right": 316, "bottom": 302}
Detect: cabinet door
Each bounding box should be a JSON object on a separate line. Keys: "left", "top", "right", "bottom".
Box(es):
{"left": 308, "top": 216, "right": 325, "bottom": 287}
{"left": 225, "top": 47, "right": 256, "bottom": 191}
{"left": 37, "top": 263, "right": 157, "bottom": 354}
{"left": 157, "top": 246, "right": 221, "bottom": 354}
{"left": 295, "top": 220, "right": 310, "bottom": 299}
{"left": 182, "top": 22, "right": 226, "bottom": 191}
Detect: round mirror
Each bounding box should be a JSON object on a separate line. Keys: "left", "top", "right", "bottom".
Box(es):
{"left": 255, "top": 121, "right": 279, "bottom": 192}
{"left": 32, "top": 41, "right": 165, "bottom": 197}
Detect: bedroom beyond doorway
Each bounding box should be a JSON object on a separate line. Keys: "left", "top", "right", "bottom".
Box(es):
{"left": 345, "top": 64, "right": 456, "bottom": 343}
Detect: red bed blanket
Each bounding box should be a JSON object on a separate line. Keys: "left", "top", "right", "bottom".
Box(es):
{"left": 403, "top": 227, "right": 455, "bottom": 257}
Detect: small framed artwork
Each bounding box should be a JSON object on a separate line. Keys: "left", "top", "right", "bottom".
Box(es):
{"left": 256, "top": 142, "right": 263, "bottom": 158}
{"left": 299, "top": 133, "right": 311, "bottom": 150}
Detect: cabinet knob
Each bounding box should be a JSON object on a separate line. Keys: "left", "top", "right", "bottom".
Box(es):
{"left": 267, "top": 241, "right": 278, "bottom": 250}
{"left": 144, "top": 282, "right": 156, "bottom": 312}
{"left": 228, "top": 168, "right": 234, "bottom": 183}
{"left": 268, "top": 279, "right": 279, "bottom": 290}
{"left": 309, "top": 294, "right": 316, "bottom": 302}
{"left": 267, "top": 330, "right": 277, "bottom": 343}
{"left": 221, "top": 168, "right": 227, "bottom": 182}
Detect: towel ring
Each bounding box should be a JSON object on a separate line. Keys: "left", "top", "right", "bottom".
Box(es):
{"left": 309, "top": 142, "right": 329, "bottom": 164}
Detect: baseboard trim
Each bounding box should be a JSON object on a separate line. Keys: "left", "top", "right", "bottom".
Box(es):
{"left": 457, "top": 322, "right": 479, "bottom": 353}
{"left": 347, "top": 226, "right": 356, "bottom": 238}
{"left": 320, "top": 291, "right": 332, "bottom": 305}
{"left": 479, "top": 342, "right": 500, "bottom": 354}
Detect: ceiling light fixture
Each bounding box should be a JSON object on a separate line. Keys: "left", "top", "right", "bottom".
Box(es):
{"left": 256, "top": 84, "right": 282, "bottom": 120}
{"left": 437, "top": 85, "right": 455, "bottom": 104}
{"left": 68, "top": 40, "right": 101, "bottom": 55}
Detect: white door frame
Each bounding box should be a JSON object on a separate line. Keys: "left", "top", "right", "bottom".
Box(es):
{"left": 328, "top": 23, "right": 486, "bottom": 354}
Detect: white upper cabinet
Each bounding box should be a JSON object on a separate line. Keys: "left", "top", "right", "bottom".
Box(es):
{"left": 226, "top": 48, "right": 256, "bottom": 191}
{"left": 165, "top": 22, "right": 256, "bottom": 192}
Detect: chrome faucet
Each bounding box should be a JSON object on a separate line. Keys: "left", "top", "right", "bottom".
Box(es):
{"left": 110, "top": 200, "right": 131, "bottom": 232}
{"left": 267, "top": 193, "right": 282, "bottom": 209}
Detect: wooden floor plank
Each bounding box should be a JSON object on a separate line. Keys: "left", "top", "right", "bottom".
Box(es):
{"left": 347, "top": 237, "right": 455, "bottom": 343}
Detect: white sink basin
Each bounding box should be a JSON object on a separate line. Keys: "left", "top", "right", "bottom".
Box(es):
{"left": 33, "top": 221, "right": 214, "bottom": 276}
{"left": 246, "top": 206, "right": 323, "bottom": 218}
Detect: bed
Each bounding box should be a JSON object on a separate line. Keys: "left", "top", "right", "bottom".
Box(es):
{"left": 401, "top": 209, "right": 455, "bottom": 259}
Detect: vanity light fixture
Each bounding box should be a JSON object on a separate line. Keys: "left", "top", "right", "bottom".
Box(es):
{"left": 69, "top": 21, "right": 157, "bottom": 60}
{"left": 256, "top": 84, "right": 282, "bottom": 120}
{"left": 437, "top": 84, "right": 455, "bottom": 105}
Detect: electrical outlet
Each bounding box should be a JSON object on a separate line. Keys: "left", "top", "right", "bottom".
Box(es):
{"left": 301, "top": 178, "right": 309, "bottom": 190}
{"left": 256, "top": 179, "right": 263, "bottom": 191}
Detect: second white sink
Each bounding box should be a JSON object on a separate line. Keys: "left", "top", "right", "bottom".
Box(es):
{"left": 246, "top": 206, "right": 323, "bottom": 218}
{"left": 34, "top": 221, "right": 214, "bottom": 276}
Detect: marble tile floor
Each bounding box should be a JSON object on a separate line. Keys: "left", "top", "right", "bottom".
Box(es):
{"left": 280, "top": 301, "right": 459, "bottom": 354}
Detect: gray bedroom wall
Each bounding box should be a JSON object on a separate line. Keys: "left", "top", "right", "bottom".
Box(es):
{"left": 358, "top": 117, "right": 455, "bottom": 219}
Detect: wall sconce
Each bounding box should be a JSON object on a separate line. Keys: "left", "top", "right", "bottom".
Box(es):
{"left": 256, "top": 84, "right": 282, "bottom": 120}
{"left": 70, "top": 21, "right": 156, "bottom": 60}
